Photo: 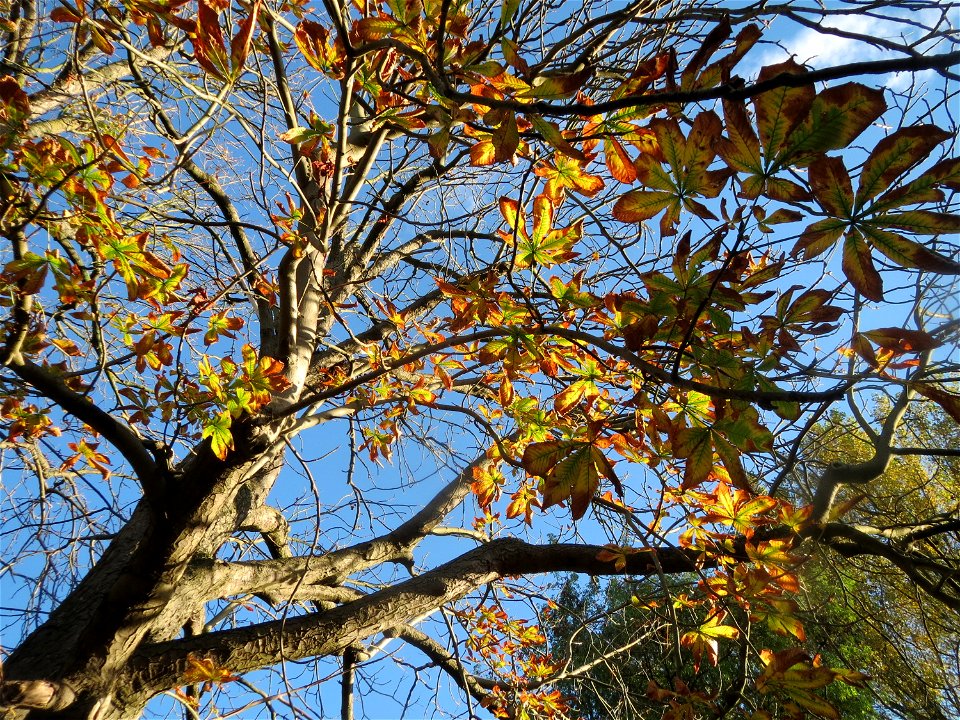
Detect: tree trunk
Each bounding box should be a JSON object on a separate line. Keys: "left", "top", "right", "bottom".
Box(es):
{"left": 3, "top": 418, "right": 288, "bottom": 719}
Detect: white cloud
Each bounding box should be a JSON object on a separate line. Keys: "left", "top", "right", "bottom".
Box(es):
{"left": 792, "top": 15, "right": 894, "bottom": 67}
{"left": 744, "top": 8, "right": 946, "bottom": 79}
{"left": 885, "top": 68, "right": 936, "bottom": 92}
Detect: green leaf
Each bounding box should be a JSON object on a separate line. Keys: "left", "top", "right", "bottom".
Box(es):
{"left": 202, "top": 410, "right": 234, "bottom": 460}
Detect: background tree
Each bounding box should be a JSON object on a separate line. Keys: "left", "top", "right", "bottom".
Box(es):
{"left": 0, "top": 0, "right": 959, "bottom": 718}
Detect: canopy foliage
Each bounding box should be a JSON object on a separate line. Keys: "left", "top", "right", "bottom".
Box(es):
{"left": 0, "top": 0, "right": 958, "bottom": 718}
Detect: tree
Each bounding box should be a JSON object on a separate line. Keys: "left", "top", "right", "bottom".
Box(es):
{"left": 0, "top": 0, "right": 959, "bottom": 717}
{"left": 545, "top": 405, "right": 960, "bottom": 719}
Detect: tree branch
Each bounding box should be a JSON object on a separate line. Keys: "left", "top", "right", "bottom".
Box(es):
{"left": 122, "top": 539, "right": 708, "bottom": 698}
{"left": 181, "top": 451, "right": 487, "bottom": 602}
{"left": 4, "top": 358, "right": 164, "bottom": 503}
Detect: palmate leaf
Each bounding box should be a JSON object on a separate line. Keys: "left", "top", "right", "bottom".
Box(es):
{"left": 522, "top": 439, "right": 574, "bottom": 477}
{"left": 522, "top": 441, "right": 620, "bottom": 520}
{"left": 183, "top": 653, "right": 240, "bottom": 686}
{"left": 755, "top": 649, "right": 856, "bottom": 720}
{"left": 798, "top": 132, "right": 960, "bottom": 295}
{"left": 295, "top": 21, "right": 343, "bottom": 75}
{"left": 202, "top": 410, "right": 234, "bottom": 460}
{"left": 506, "top": 482, "right": 540, "bottom": 525}
{"left": 534, "top": 153, "right": 604, "bottom": 202}
{"left": 752, "top": 599, "right": 806, "bottom": 641}
{"left": 500, "top": 193, "right": 583, "bottom": 268}
{"left": 680, "top": 613, "right": 740, "bottom": 670}
{"left": 701, "top": 486, "right": 776, "bottom": 532}
{"left": 613, "top": 111, "right": 725, "bottom": 232}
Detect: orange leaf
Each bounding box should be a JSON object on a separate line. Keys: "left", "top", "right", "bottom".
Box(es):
{"left": 470, "top": 139, "right": 497, "bottom": 166}
{"left": 604, "top": 137, "right": 636, "bottom": 184}
{"left": 229, "top": 0, "right": 261, "bottom": 77}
